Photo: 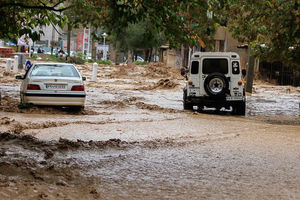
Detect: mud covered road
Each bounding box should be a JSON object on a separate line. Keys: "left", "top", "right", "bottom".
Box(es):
{"left": 0, "top": 60, "right": 299, "bottom": 199}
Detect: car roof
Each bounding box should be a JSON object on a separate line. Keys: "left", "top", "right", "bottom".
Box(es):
{"left": 32, "top": 62, "right": 75, "bottom": 66}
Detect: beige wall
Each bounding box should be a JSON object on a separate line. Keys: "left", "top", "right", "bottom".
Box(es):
{"left": 160, "top": 26, "right": 249, "bottom": 69}
{"left": 213, "top": 26, "right": 248, "bottom": 69}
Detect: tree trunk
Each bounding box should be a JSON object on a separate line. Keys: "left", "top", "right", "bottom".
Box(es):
{"left": 149, "top": 48, "right": 153, "bottom": 62}
{"left": 181, "top": 44, "right": 184, "bottom": 67}
{"left": 145, "top": 49, "right": 149, "bottom": 62}
{"left": 92, "top": 38, "right": 96, "bottom": 60}
{"left": 127, "top": 50, "right": 133, "bottom": 66}
{"left": 134, "top": 52, "right": 137, "bottom": 61}
{"left": 127, "top": 50, "right": 132, "bottom": 66}
{"left": 115, "top": 53, "right": 120, "bottom": 65}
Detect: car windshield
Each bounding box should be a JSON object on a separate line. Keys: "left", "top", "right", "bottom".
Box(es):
{"left": 30, "top": 65, "right": 80, "bottom": 77}
{"left": 202, "top": 59, "right": 228, "bottom": 74}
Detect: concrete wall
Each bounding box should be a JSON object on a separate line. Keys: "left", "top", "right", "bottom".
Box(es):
{"left": 213, "top": 26, "right": 249, "bottom": 69}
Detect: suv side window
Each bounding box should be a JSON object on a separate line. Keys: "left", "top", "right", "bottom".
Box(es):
{"left": 191, "top": 61, "right": 199, "bottom": 74}
{"left": 232, "top": 61, "right": 240, "bottom": 74}
{"left": 202, "top": 59, "right": 228, "bottom": 74}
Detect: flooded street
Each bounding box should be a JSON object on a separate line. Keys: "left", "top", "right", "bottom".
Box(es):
{"left": 0, "top": 61, "right": 299, "bottom": 199}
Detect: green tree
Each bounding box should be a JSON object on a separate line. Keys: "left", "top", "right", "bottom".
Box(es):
{"left": 104, "top": 0, "right": 215, "bottom": 48}
{"left": 0, "top": 0, "right": 216, "bottom": 57}
{"left": 0, "top": 0, "right": 69, "bottom": 41}
{"left": 211, "top": 0, "right": 300, "bottom": 66}
{"left": 110, "top": 18, "right": 166, "bottom": 62}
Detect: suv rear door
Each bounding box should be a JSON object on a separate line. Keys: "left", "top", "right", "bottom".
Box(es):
{"left": 200, "top": 57, "right": 229, "bottom": 96}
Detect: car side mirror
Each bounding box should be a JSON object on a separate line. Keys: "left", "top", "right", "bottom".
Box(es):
{"left": 242, "top": 69, "right": 246, "bottom": 76}
{"left": 15, "top": 75, "right": 24, "bottom": 80}
{"left": 82, "top": 76, "right": 86, "bottom": 81}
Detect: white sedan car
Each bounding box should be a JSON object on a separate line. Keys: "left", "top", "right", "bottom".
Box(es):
{"left": 16, "top": 63, "right": 86, "bottom": 108}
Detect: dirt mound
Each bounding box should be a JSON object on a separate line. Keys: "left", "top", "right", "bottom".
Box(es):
{"left": 0, "top": 71, "right": 19, "bottom": 85}
{"left": 0, "top": 96, "right": 97, "bottom": 115}
{"left": 99, "top": 97, "right": 142, "bottom": 109}
{"left": 143, "top": 62, "right": 182, "bottom": 79}
{"left": 0, "top": 132, "right": 130, "bottom": 150}
{"left": 109, "top": 65, "right": 138, "bottom": 78}
{"left": 140, "top": 78, "right": 179, "bottom": 90}
{"left": 135, "top": 102, "right": 180, "bottom": 113}
{"left": 144, "top": 62, "right": 170, "bottom": 78}
{"left": 107, "top": 63, "right": 182, "bottom": 80}
{"left": 100, "top": 100, "right": 127, "bottom": 109}
{"left": 0, "top": 117, "right": 71, "bottom": 134}
{"left": 0, "top": 96, "right": 19, "bottom": 112}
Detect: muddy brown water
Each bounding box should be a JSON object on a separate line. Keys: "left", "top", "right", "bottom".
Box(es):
{"left": 0, "top": 63, "right": 299, "bottom": 199}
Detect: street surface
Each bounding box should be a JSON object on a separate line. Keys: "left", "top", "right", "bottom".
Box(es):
{"left": 0, "top": 60, "right": 299, "bottom": 199}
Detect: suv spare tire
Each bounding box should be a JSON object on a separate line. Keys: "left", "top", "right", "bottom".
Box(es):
{"left": 204, "top": 72, "right": 228, "bottom": 97}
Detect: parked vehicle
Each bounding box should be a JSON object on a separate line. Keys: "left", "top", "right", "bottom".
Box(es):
{"left": 16, "top": 63, "right": 86, "bottom": 108}
{"left": 135, "top": 56, "right": 144, "bottom": 62}
{"left": 182, "top": 52, "right": 246, "bottom": 115}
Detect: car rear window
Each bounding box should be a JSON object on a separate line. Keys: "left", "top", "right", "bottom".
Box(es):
{"left": 31, "top": 65, "right": 80, "bottom": 77}
{"left": 202, "top": 59, "right": 228, "bottom": 74}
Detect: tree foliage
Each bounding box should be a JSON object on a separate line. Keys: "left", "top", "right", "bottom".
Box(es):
{"left": 0, "top": 0, "right": 69, "bottom": 41}
{"left": 110, "top": 19, "right": 165, "bottom": 52}
{"left": 2, "top": 0, "right": 297, "bottom": 66}
{"left": 103, "top": 0, "right": 215, "bottom": 48}
{"left": 211, "top": 0, "right": 300, "bottom": 66}
{"left": 0, "top": 0, "right": 215, "bottom": 48}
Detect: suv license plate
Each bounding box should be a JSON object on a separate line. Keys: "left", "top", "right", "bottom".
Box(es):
{"left": 226, "top": 96, "right": 244, "bottom": 101}
{"left": 45, "top": 84, "right": 66, "bottom": 90}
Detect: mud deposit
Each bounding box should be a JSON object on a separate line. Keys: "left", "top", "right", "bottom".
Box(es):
{"left": 0, "top": 129, "right": 299, "bottom": 200}
{"left": 0, "top": 61, "right": 300, "bottom": 199}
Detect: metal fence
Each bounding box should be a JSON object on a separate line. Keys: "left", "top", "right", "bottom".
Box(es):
{"left": 259, "top": 61, "right": 300, "bottom": 87}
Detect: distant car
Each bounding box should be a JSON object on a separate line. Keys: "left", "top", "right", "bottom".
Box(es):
{"left": 16, "top": 63, "right": 86, "bottom": 108}
{"left": 5, "top": 41, "right": 16, "bottom": 46}
{"left": 135, "top": 56, "right": 144, "bottom": 62}
{"left": 86, "top": 53, "right": 92, "bottom": 60}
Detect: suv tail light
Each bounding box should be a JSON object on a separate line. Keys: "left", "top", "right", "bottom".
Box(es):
{"left": 71, "top": 85, "right": 85, "bottom": 91}
{"left": 238, "top": 81, "right": 242, "bottom": 86}
{"left": 188, "top": 81, "right": 193, "bottom": 86}
{"left": 27, "top": 84, "right": 41, "bottom": 90}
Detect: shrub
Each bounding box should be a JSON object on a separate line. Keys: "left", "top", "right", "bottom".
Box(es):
{"left": 134, "top": 61, "right": 149, "bottom": 65}
{"left": 41, "top": 57, "right": 49, "bottom": 61}
{"left": 48, "top": 55, "right": 58, "bottom": 61}
{"left": 87, "top": 59, "right": 94, "bottom": 63}
{"left": 67, "top": 56, "right": 85, "bottom": 64}
{"left": 97, "top": 60, "right": 112, "bottom": 65}
{"left": 57, "top": 57, "right": 67, "bottom": 62}
{"left": 31, "top": 55, "right": 38, "bottom": 60}
{"left": 75, "top": 52, "right": 85, "bottom": 58}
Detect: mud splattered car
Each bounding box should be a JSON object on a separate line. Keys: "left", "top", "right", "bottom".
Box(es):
{"left": 183, "top": 52, "right": 246, "bottom": 115}
{"left": 16, "top": 63, "right": 86, "bottom": 108}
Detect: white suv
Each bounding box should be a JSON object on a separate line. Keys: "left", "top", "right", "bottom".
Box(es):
{"left": 183, "top": 52, "right": 246, "bottom": 115}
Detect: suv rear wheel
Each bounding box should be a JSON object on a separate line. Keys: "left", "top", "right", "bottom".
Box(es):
{"left": 204, "top": 73, "right": 228, "bottom": 97}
